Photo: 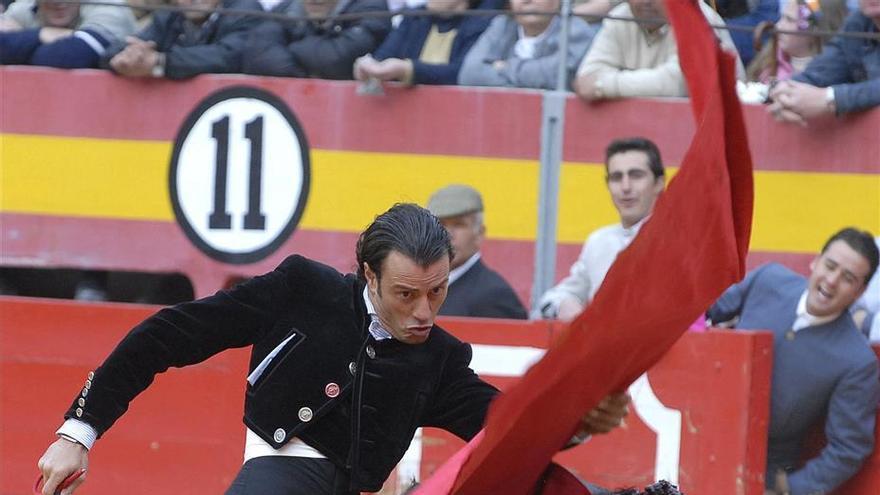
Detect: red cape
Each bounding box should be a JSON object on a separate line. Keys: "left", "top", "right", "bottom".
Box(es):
{"left": 416, "top": 0, "right": 754, "bottom": 493}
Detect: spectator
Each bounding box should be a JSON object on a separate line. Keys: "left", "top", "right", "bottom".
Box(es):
{"left": 101, "top": 0, "right": 262, "bottom": 79}
{"left": 851, "top": 236, "right": 880, "bottom": 341}
{"left": 353, "top": 0, "right": 500, "bottom": 86}
{"left": 426, "top": 184, "right": 528, "bottom": 319}
{"left": 708, "top": 228, "right": 880, "bottom": 495}
{"left": 747, "top": 0, "right": 848, "bottom": 83}
{"left": 0, "top": 0, "right": 136, "bottom": 68}
{"left": 768, "top": 0, "right": 880, "bottom": 124}
{"left": 457, "top": 0, "right": 598, "bottom": 90}
{"left": 242, "top": 0, "right": 391, "bottom": 79}
{"left": 574, "top": 0, "right": 744, "bottom": 101}
{"left": 538, "top": 137, "right": 665, "bottom": 320}
{"left": 715, "top": 0, "right": 780, "bottom": 66}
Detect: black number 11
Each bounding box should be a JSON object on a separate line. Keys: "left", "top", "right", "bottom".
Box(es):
{"left": 208, "top": 115, "right": 266, "bottom": 230}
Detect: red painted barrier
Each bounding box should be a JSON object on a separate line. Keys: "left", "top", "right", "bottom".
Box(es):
{"left": 2, "top": 298, "right": 878, "bottom": 494}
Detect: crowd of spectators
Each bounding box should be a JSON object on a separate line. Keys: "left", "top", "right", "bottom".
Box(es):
{"left": 3, "top": 0, "right": 879, "bottom": 117}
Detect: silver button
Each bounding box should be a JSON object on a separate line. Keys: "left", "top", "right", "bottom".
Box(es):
{"left": 78, "top": 398, "right": 85, "bottom": 407}
{"left": 348, "top": 361, "right": 357, "bottom": 375}
{"left": 366, "top": 345, "right": 376, "bottom": 359}
{"left": 84, "top": 380, "right": 92, "bottom": 389}
{"left": 298, "top": 407, "right": 313, "bottom": 422}
{"left": 75, "top": 407, "right": 83, "bottom": 417}
{"left": 87, "top": 371, "right": 95, "bottom": 380}
{"left": 81, "top": 388, "right": 89, "bottom": 397}
{"left": 273, "top": 428, "right": 286, "bottom": 443}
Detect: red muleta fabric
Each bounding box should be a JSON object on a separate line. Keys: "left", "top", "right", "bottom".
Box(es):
{"left": 416, "top": 0, "right": 755, "bottom": 493}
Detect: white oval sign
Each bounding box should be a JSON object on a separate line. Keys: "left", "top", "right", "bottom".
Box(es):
{"left": 169, "top": 87, "right": 310, "bottom": 264}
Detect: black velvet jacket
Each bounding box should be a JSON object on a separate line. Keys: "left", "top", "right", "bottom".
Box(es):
{"left": 65, "top": 255, "right": 498, "bottom": 491}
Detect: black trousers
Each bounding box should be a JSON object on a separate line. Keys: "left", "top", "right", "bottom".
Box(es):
{"left": 225, "top": 456, "right": 358, "bottom": 495}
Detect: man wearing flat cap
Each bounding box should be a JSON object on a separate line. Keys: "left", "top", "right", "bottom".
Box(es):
{"left": 427, "top": 184, "right": 528, "bottom": 319}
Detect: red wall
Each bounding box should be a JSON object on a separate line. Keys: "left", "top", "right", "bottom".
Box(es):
{"left": 5, "top": 297, "right": 877, "bottom": 494}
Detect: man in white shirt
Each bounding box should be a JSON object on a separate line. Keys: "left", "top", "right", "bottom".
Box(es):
{"left": 538, "top": 137, "right": 665, "bottom": 320}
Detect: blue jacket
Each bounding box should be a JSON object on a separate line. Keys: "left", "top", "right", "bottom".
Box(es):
{"left": 372, "top": 7, "right": 493, "bottom": 85}
{"left": 0, "top": 27, "right": 109, "bottom": 67}
{"left": 794, "top": 11, "right": 880, "bottom": 114}
{"left": 708, "top": 263, "right": 879, "bottom": 495}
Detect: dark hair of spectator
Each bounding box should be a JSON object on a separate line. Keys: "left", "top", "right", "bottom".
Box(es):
{"left": 605, "top": 137, "right": 665, "bottom": 179}
{"left": 821, "top": 227, "right": 879, "bottom": 284}
{"left": 356, "top": 203, "right": 453, "bottom": 282}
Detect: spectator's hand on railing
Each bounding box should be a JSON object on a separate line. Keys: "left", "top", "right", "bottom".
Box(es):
{"left": 768, "top": 80, "right": 834, "bottom": 126}
{"left": 353, "top": 54, "right": 378, "bottom": 82}
{"left": 110, "top": 37, "right": 160, "bottom": 78}
{"left": 355, "top": 55, "right": 413, "bottom": 84}
{"left": 574, "top": 72, "right": 603, "bottom": 102}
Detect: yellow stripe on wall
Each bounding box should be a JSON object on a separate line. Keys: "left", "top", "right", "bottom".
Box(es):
{"left": 2, "top": 134, "right": 878, "bottom": 253}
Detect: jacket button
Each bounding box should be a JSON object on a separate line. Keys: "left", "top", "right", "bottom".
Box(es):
{"left": 81, "top": 388, "right": 89, "bottom": 397}
{"left": 348, "top": 361, "right": 357, "bottom": 375}
{"left": 87, "top": 371, "right": 95, "bottom": 380}
{"left": 84, "top": 380, "right": 92, "bottom": 389}
{"left": 298, "top": 407, "right": 313, "bottom": 422}
{"left": 366, "top": 345, "right": 376, "bottom": 359}
{"left": 75, "top": 408, "right": 83, "bottom": 417}
{"left": 273, "top": 428, "right": 286, "bottom": 443}
{"left": 325, "top": 382, "right": 340, "bottom": 398}
{"left": 78, "top": 398, "right": 85, "bottom": 407}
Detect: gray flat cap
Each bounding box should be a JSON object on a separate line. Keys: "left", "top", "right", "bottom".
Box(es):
{"left": 426, "top": 184, "right": 484, "bottom": 218}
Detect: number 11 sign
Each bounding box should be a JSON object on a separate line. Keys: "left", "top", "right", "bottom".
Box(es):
{"left": 169, "top": 86, "right": 311, "bottom": 264}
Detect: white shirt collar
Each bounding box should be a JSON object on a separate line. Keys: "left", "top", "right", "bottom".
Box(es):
{"left": 619, "top": 215, "right": 650, "bottom": 238}
{"left": 793, "top": 290, "right": 841, "bottom": 332}
{"left": 514, "top": 18, "right": 555, "bottom": 60}
{"left": 363, "top": 286, "right": 393, "bottom": 340}
{"left": 449, "top": 252, "right": 481, "bottom": 286}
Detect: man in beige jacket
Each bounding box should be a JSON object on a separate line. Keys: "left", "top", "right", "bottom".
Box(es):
{"left": 575, "top": 0, "right": 744, "bottom": 100}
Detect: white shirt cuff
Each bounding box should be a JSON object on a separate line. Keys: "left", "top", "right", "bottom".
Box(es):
{"left": 57, "top": 419, "right": 98, "bottom": 450}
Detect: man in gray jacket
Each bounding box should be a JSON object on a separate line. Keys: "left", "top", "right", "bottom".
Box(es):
{"left": 708, "top": 228, "right": 880, "bottom": 495}
{"left": 457, "top": 0, "right": 597, "bottom": 90}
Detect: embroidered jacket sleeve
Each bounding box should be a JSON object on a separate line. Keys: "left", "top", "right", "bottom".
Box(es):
{"left": 63, "top": 255, "right": 310, "bottom": 437}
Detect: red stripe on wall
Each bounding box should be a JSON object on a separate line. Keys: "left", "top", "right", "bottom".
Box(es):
{"left": 3, "top": 68, "right": 878, "bottom": 173}
{"left": 0, "top": 67, "right": 543, "bottom": 160}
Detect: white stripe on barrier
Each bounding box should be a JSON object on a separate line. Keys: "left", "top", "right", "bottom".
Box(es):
{"left": 470, "top": 344, "right": 546, "bottom": 377}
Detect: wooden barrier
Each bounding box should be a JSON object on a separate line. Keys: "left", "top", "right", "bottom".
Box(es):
{"left": 8, "top": 297, "right": 878, "bottom": 494}
{"left": 2, "top": 67, "right": 878, "bottom": 304}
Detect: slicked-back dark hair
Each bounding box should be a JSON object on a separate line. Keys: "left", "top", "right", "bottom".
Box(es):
{"left": 605, "top": 137, "right": 665, "bottom": 179}
{"left": 821, "top": 227, "right": 879, "bottom": 284}
{"left": 356, "top": 203, "right": 453, "bottom": 283}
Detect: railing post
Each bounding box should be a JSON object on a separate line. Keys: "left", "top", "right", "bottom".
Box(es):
{"left": 530, "top": 0, "right": 572, "bottom": 317}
